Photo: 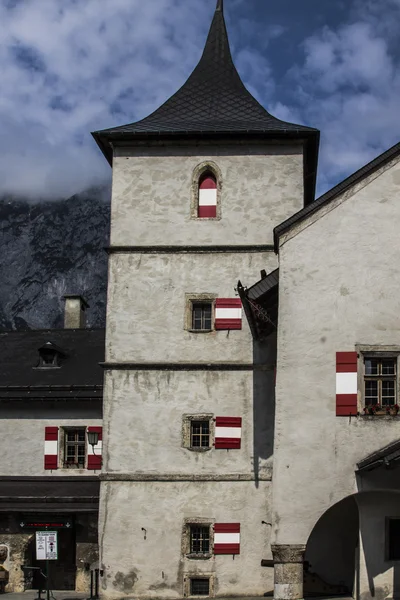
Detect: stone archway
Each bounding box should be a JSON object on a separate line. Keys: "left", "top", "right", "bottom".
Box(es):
{"left": 304, "top": 495, "right": 359, "bottom": 597}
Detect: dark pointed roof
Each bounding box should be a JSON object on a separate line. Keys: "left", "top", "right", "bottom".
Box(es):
{"left": 93, "top": 1, "right": 319, "bottom": 204}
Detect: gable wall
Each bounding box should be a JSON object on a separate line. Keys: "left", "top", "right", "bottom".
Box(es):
{"left": 273, "top": 155, "right": 400, "bottom": 543}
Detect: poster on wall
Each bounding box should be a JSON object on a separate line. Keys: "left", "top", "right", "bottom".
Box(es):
{"left": 36, "top": 531, "right": 58, "bottom": 561}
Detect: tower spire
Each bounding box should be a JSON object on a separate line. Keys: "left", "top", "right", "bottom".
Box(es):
{"left": 216, "top": 0, "right": 223, "bottom": 11}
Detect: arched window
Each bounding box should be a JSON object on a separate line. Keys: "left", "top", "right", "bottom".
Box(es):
{"left": 198, "top": 172, "right": 217, "bottom": 218}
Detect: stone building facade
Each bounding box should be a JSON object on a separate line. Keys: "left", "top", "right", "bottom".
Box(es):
{"left": 241, "top": 142, "right": 400, "bottom": 600}
{"left": 0, "top": 297, "right": 104, "bottom": 592}
{"left": 93, "top": 2, "right": 400, "bottom": 600}
{"left": 93, "top": 1, "right": 318, "bottom": 599}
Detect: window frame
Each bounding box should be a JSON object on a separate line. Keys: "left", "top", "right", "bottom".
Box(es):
{"left": 357, "top": 347, "right": 400, "bottom": 415}
{"left": 182, "top": 414, "right": 214, "bottom": 452}
{"left": 184, "top": 574, "right": 214, "bottom": 598}
{"left": 182, "top": 518, "right": 214, "bottom": 560}
{"left": 184, "top": 294, "right": 217, "bottom": 334}
{"left": 37, "top": 349, "right": 60, "bottom": 369}
{"left": 61, "top": 427, "right": 87, "bottom": 469}
{"left": 190, "top": 161, "right": 222, "bottom": 221}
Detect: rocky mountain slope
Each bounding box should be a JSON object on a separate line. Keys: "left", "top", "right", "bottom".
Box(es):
{"left": 0, "top": 187, "right": 110, "bottom": 330}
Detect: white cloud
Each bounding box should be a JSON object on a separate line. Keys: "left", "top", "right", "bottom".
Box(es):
{"left": 280, "top": 1, "right": 400, "bottom": 195}
{"left": 0, "top": 0, "right": 210, "bottom": 198}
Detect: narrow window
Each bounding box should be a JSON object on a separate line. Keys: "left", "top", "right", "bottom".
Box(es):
{"left": 364, "top": 357, "right": 397, "bottom": 412}
{"left": 192, "top": 302, "right": 212, "bottom": 331}
{"left": 190, "top": 578, "right": 210, "bottom": 596}
{"left": 64, "top": 428, "right": 86, "bottom": 467}
{"left": 191, "top": 421, "right": 210, "bottom": 448}
{"left": 190, "top": 526, "right": 210, "bottom": 554}
{"left": 198, "top": 173, "right": 217, "bottom": 218}
{"left": 387, "top": 519, "right": 400, "bottom": 560}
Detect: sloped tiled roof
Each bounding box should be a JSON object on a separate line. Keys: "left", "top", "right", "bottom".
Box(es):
{"left": 0, "top": 329, "right": 105, "bottom": 392}
{"left": 95, "top": 4, "right": 316, "bottom": 138}
{"left": 92, "top": 1, "right": 319, "bottom": 204}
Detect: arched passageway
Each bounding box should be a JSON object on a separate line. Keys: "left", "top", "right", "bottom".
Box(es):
{"left": 304, "top": 495, "right": 359, "bottom": 596}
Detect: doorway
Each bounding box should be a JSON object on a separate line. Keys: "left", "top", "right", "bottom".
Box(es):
{"left": 26, "top": 528, "right": 76, "bottom": 591}
{"left": 305, "top": 495, "right": 359, "bottom": 596}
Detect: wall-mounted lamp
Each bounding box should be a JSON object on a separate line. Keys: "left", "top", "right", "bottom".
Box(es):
{"left": 87, "top": 431, "right": 99, "bottom": 453}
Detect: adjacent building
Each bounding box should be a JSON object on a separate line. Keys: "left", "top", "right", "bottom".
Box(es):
{"left": 241, "top": 142, "right": 400, "bottom": 600}
{"left": 0, "top": 297, "right": 104, "bottom": 592}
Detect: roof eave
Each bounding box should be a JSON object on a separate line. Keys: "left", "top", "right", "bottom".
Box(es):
{"left": 274, "top": 139, "right": 400, "bottom": 253}
{"left": 93, "top": 128, "right": 319, "bottom": 176}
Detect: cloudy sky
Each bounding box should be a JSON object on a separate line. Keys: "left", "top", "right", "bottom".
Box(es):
{"left": 1, "top": 0, "right": 400, "bottom": 200}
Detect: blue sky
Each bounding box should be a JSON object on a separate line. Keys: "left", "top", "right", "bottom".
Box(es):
{"left": 0, "top": 0, "right": 400, "bottom": 199}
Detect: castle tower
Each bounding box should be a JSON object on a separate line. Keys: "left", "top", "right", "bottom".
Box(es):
{"left": 93, "top": 2, "right": 319, "bottom": 598}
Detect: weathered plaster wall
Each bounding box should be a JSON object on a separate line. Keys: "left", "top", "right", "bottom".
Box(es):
{"left": 101, "top": 142, "right": 302, "bottom": 599}
{"left": 102, "top": 370, "right": 273, "bottom": 475}
{"left": 357, "top": 492, "right": 400, "bottom": 600}
{"left": 111, "top": 143, "right": 304, "bottom": 247}
{"left": 0, "top": 418, "right": 102, "bottom": 476}
{"left": 99, "top": 481, "right": 272, "bottom": 599}
{"left": 106, "top": 252, "right": 276, "bottom": 363}
{"left": 273, "top": 156, "right": 400, "bottom": 543}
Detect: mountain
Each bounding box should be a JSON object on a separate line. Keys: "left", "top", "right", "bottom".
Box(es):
{"left": 0, "top": 187, "right": 110, "bottom": 330}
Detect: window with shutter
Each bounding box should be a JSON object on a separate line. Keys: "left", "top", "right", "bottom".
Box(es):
{"left": 44, "top": 427, "right": 59, "bottom": 470}
{"left": 214, "top": 523, "right": 240, "bottom": 555}
{"left": 336, "top": 352, "right": 358, "bottom": 416}
{"left": 198, "top": 172, "right": 217, "bottom": 218}
{"left": 215, "top": 298, "right": 242, "bottom": 330}
{"left": 214, "top": 417, "right": 242, "bottom": 449}
{"left": 87, "top": 426, "right": 103, "bottom": 470}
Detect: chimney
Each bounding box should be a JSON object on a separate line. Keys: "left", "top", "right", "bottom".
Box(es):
{"left": 260, "top": 269, "right": 267, "bottom": 279}
{"left": 64, "top": 295, "right": 89, "bottom": 329}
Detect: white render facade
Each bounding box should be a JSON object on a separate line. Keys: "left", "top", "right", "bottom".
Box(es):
{"left": 98, "top": 142, "right": 304, "bottom": 598}
{"left": 270, "top": 151, "right": 400, "bottom": 600}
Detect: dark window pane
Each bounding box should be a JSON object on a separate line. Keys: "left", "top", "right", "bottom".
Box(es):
{"left": 190, "top": 579, "right": 210, "bottom": 596}
{"left": 191, "top": 421, "right": 210, "bottom": 448}
{"left": 389, "top": 520, "right": 400, "bottom": 560}
{"left": 382, "top": 360, "right": 396, "bottom": 375}
{"left": 365, "top": 380, "right": 378, "bottom": 405}
{"left": 192, "top": 303, "right": 212, "bottom": 330}
{"left": 382, "top": 380, "right": 395, "bottom": 406}
{"left": 365, "top": 359, "right": 379, "bottom": 375}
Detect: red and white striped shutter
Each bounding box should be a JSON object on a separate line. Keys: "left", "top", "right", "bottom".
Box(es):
{"left": 215, "top": 417, "right": 242, "bottom": 449}
{"left": 198, "top": 176, "right": 217, "bottom": 218}
{"left": 215, "top": 299, "right": 242, "bottom": 330}
{"left": 336, "top": 352, "right": 358, "bottom": 416}
{"left": 214, "top": 523, "right": 240, "bottom": 555}
{"left": 44, "top": 427, "right": 59, "bottom": 470}
{"left": 87, "top": 427, "right": 102, "bottom": 470}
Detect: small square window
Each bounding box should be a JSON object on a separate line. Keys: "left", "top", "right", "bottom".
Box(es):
{"left": 387, "top": 518, "right": 400, "bottom": 560}
{"left": 190, "top": 525, "right": 210, "bottom": 554}
{"left": 364, "top": 356, "right": 397, "bottom": 410}
{"left": 190, "top": 578, "right": 210, "bottom": 596}
{"left": 191, "top": 421, "right": 210, "bottom": 448}
{"left": 64, "top": 428, "right": 86, "bottom": 468}
{"left": 185, "top": 294, "right": 216, "bottom": 333}
{"left": 192, "top": 303, "right": 212, "bottom": 331}
{"left": 182, "top": 415, "right": 213, "bottom": 452}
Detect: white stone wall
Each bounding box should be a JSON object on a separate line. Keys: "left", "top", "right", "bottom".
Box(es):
{"left": 100, "top": 141, "right": 305, "bottom": 598}
{"left": 110, "top": 143, "right": 304, "bottom": 248}
{"left": 99, "top": 481, "right": 272, "bottom": 599}
{"left": 0, "top": 417, "right": 102, "bottom": 476}
{"left": 106, "top": 252, "right": 276, "bottom": 363}
{"left": 273, "top": 155, "right": 400, "bottom": 595}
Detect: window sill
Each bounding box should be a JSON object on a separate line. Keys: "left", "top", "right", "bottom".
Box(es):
{"left": 186, "top": 553, "right": 212, "bottom": 561}
{"left": 188, "top": 447, "right": 212, "bottom": 453}
{"left": 362, "top": 410, "right": 399, "bottom": 417}
{"left": 187, "top": 329, "right": 214, "bottom": 334}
